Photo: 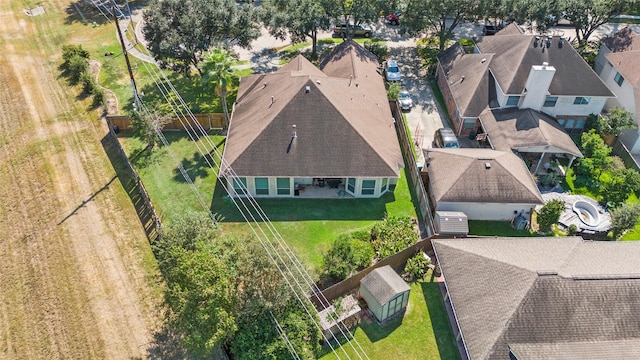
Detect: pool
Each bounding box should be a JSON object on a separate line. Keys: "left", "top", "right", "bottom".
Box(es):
{"left": 572, "top": 200, "right": 600, "bottom": 227}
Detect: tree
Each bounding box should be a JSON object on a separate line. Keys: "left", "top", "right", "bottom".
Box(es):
{"left": 143, "top": 0, "right": 260, "bottom": 76}
{"left": 579, "top": 129, "right": 612, "bottom": 176}
{"left": 537, "top": 199, "right": 565, "bottom": 232}
{"left": 610, "top": 203, "right": 640, "bottom": 239}
{"left": 587, "top": 107, "right": 638, "bottom": 136}
{"left": 321, "top": 0, "right": 382, "bottom": 40}
{"left": 402, "top": 0, "right": 478, "bottom": 50}
{"left": 603, "top": 168, "right": 640, "bottom": 205}
{"left": 261, "top": 0, "right": 331, "bottom": 58}
{"left": 322, "top": 231, "right": 373, "bottom": 281}
{"left": 129, "top": 110, "right": 171, "bottom": 149}
{"left": 202, "top": 47, "right": 237, "bottom": 123}
{"left": 561, "top": 0, "right": 633, "bottom": 52}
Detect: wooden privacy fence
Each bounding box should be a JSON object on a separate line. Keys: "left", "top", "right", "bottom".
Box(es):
{"left": 312, "top": 236, "right": 435, "bottom": 305}
{"left": 390, "top": 101, "right": 436, "bottom": 238}
{"left": 105, "top": 117, "right": 162, "bottom": 241}
{"left": 611, "top": 137, "right": 640, "bottom": 172}
{"left": 107, "top": 113, "right": 227, "bottom": 131}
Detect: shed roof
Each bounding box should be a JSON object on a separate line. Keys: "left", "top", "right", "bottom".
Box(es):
{"left": 435, "top": 211, "right": 469, "bottom": 235}
{"left": 360, "top": 265, "right": 410, "bottom": 305}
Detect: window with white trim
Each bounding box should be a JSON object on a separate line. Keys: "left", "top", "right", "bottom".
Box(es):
{"left": 573, "top": 96, "right": 590, "bottom": 105}
{"left": 506, "top": 96, "right": 521, "bottom": 107}
{"left": 276, "top": 178, "right": 290, "bottom": 195}
{"left": 361, "top": 180, "right": 375, "bottom": 195}
{"left": 543, "top": 96, "right": 558, "bottom": 107}
{"left": 255, "top": 177, "right": 269, "bottom": 195}
{"left": 614, "top": 72, "right": 624, "bottom": 86}
{"left": 233, "top": 177, "right": 247, "bottom": 195}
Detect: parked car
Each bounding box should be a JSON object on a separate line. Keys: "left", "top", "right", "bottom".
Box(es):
{"left": 332, "top": 24, "right": 373, "bottom": 38}
{"left": 384, "top": 59, "right": 401, "bottom": 82}
{"left": 386, "top": 13, "right": 400, "bottom": 25}
{"left": 482, "top": 25, "right": 500, "bottom": 36}
{"left": 433, "top": 128, "right": 460, "bottom": 148}
{"left": 398, "top": 89, "right": 413, "bottom": 111}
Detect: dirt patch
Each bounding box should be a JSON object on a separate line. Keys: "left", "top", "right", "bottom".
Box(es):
{"left": 0, "top": 2, "right": 162, "bottom": 358}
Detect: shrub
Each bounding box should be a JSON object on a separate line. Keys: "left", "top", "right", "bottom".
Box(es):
{"left": 567, "top": 224, "right": 578, "bottom": 235}
{"left": 66, "top": 55, "right": 89, "bottom": 85}
{"left": 370, "top": 216, "right": 418, "bottom": 259}
{"left": 363, "top": 40, "right": 389, "bottom": 61}
{"left": 403, "top": 252, "right": 431, "bottom": 282}
{"left": 321, "top": 233, "right": 374, "bottom": 281}
{"left": 603, "top": 168, "right": 640, "bottom": 206}
{"left": 92, "top": 87, "right": 105, "bottom": 107}
{"left": 386, "top": 81, "right": 401, "bottom": 100}
{"left": 79, "top": 70, "right": 96, "bottom": 94}
{"left": 537, "top": 199, "right": 565, "bottom": 232}
{"left": 61, "top": 44, "right": 89, "bottom": 65}
{"left": 610, "top": 203, "right": 640, "bottom": 239}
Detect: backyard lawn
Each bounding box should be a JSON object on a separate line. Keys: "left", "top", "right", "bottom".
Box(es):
{"left": 120, "top": 131, "right": 417, "bottom": 268}
{"left": 319, "top": 272, "right": 460, "bottom": 360}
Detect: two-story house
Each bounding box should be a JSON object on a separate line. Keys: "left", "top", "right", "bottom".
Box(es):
{"left": 594, "top": 27, "right": 640, "bottom": 154}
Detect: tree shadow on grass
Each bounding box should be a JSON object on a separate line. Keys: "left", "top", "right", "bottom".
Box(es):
{"left": 172, "top": 152, "right": 213, "bottom": 183}
{"left": 209, "top": 181, "right": 394, "bottom": 222}
{"left": 420, "top": 274, "right": 462, "bottom": 360}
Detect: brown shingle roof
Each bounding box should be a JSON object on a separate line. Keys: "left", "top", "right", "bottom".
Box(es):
{"left": 606, "top": 51, "right": 640, "bottom": 88}
{"left": 433, "top": 237, "right": 640, "bottom": 360}
{"left": 479, "top": 107, "right": 583, "bottom": 157}
{"left": 425, "top": 148, "right": 543, "bottom": 204}
{"left": 602, "top": 26, "right": 640, "bottom": 53}
{"left": 222, "top": 46, "right": 402, "bottom": 178}
{"left": 475, "top": 34, "right": 613, "bottom": 97}
{"left": 360, "top": 265, "right": 410, "bottom": 305}
{"left": 437, "top": 44, "right": 493, "bottom": 117}
{"left": 495, "top": 22, "right": 524, "bottom": 36}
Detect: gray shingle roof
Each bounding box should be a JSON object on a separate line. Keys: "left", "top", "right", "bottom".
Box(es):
{"left": 425, "top": 148, "right": 543, "bottom": 204}
{"left": 435, "top": 211, "right": 469, "bottom": 235}
{"left": 479, "top": 107, "right": 583, "bottom": 157}
{"left": 360, "top": 265, "right": 410, "bottom": 305}
{"left": 475, "top": 34, "right": 613, "bottom": 97}
{"left": 602, "top": 26, "right": 640, "bottom": 53}
{"left": 222, "top": 42, "right": 402, "bottom": 178}
{"left": 433, "top": 237, "right": 640, "bottom": 360}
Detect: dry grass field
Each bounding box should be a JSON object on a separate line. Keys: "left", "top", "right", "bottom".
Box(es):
{"left": 0, "top": 1, "right": 162, "bottom": 358}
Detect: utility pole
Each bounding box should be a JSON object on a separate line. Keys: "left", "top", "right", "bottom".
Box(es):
{"left": 113, "top": 5, "right": 140, "bottom": 110}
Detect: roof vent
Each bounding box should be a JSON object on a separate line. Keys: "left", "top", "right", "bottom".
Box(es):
{"left": 292, "top": 124, "right": 297, "bottom": 138}
{"left": 481, "top": 58, "right": 486, "bottom": 63}
{"left": 534, "top": 36, "right": 540, "bottom": 47}
{"left": 305, "top": 86, "right": 310, "bottom": 94}
{"left": 316, "top": 80, "right": 321, "bottom": 84}
{"left": 485, "top": 162, "right": 491, "bottom": 169}
{"left": 558, "top": 36, "right": 564, "bottom": 48}
{"left": 460, "top": 76, "right": 465, "bottom": 83}
{"left": 542, "top": 61, "right": 549, "bottom": 68}
{"left": 546, "top": 36, "right": 552, "bottom": 48}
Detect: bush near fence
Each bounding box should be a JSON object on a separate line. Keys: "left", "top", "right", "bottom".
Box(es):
{"left": 107, "top": 113, "right": 227, "bottom": 132}
{"left": 611, "top": 137, "right": 640, "bottom": 172}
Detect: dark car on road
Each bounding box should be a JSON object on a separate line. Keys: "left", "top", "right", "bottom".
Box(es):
{"left": 333, "top": 24, "right": 373, "bottom": 38}
{"left": 482, "top": 25, "right": 500, "bottom": 36}
{"left": 433, "top": 128, "right": 460, "bottom": 148}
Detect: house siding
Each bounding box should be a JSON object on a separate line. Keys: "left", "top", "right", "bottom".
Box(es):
{"left": 437, "top": 63, "right": 462, "bottom": 131}
{"left": 226, "top": 176, "right": 394, "bottom": 198}
{"left": 437, "top": 202, "right": 536, "bottom": 221}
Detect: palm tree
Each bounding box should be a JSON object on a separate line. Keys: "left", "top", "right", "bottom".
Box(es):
{"left": 202, "top": 47, "right": 236, "bottom": 124}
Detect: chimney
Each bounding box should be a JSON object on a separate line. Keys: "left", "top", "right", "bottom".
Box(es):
{"left": 521, "top": 63, "right": 556, "bottom": 111}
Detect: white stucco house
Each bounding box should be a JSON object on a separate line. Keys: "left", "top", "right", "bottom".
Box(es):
{"left": 594, "top": 27, "right": 640, "bottom": 154}
{"left": 220, "top": 41, "right": 403, "bottom": 198}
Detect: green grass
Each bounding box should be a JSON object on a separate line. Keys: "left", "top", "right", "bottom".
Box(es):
{"left": 121, "top": 132, "right": 417, "bottom": 267}
{"left": 468, "top": 220, "right": 540, "bottom": 237}
{"left": 319, "top": 272, "right": 460, "bottom": 360}
{"left": 211, "top": 168, "right": 417, "bottom": 267}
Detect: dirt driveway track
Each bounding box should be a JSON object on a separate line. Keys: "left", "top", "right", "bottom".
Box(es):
{"left": 0, "top": 1, "right": 161, "bottom": 359}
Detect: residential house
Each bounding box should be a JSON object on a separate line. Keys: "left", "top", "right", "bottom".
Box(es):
{"left": 594, "top": 27, "right": 640, "bottom": 154}
{"left": 220, "top": 41, "right": 403, "bottom": 198}
{"left": 433, "top": 237, "right": 640, "bottom": 360}
{"left": 423, "top": 148, "right": 543, "bottom": 220}
{"left": 437, "top": 26, "right": 614, "bottom": 137}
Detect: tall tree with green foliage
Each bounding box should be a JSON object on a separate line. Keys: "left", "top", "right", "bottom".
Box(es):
{"left": 537, "top": 199, "right": 565, "bottom": 232}
{"left": 604, "top": 168, "right": 640, "bottom": 205}
{"left": 143, "top": 0, "right": 260, "bottom": 76}
{"left": 262, "top": 0, "right": 331, "bottom": 58}
{"left": 576, "top": 129, "right": 612, "bottom": 178}
{"left": 402, "top": 0, "right": 478, "bottom": 50}
{"left": 587, "top": 107, "right": 638, "bottom": 136}
{"left": 321, "top": 0, "right": 383, "bottom": 40}
{"left": 202, "top": 47, "right": 237, "bottom": 123}
{"left": 561, "top": 0, "right": 633, "bottom": 51}
{"left": 610, "top": 203, "right": 640, "bottom": 239}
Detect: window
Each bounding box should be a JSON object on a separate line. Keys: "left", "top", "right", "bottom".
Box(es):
{"left": 462, "top": 118, "right": 476, "bottom": 129}
{"left": 255, "top": 177, "right": 269, "bottom": 195}
{"left": 575, "top": 118, "right": 586, "bottom": 129}
{"left": 347, "top": 178, "right": 355, "bottom": 193}
{"left": 233, "top": 177, "right": 247, "bottom": 195}
{"left": 557, "top": 119, "right": 567, "bottom": 127}
{"left": 543, "top": 96, "right": 558, "bottom": 107}
{"left": 361, "top": 180, "right": 375, "bottom": 195}
{"left": 614, "top": 71, "right": 624, "bottom": 86}
{"left": 565, "top": 119, "right": 576, "bottom": 129}
{"left": 380, "top": 178, "right": 388, "bottom": 193}
{"left": 573, "top": 96, "right": 591, "bottom": 105}
{"left": 276, "top": 178, "right": 290, "bottom": 195}
{"left": 506, "top": 96, "right": 520, "bottom": 107}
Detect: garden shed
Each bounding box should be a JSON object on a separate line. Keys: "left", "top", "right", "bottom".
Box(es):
{"left": 359, "top": 265, "right": 410, "bottom": 323}
{"left": 435, "top": 211, "right": 469, "bottom": 236}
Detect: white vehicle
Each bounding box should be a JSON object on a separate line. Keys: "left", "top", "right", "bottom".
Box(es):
{"left": 398, "top": 90, "right": 413, "bottom": 111}
{"left": 384, "top": 59, "right": 401, "bottom": 82}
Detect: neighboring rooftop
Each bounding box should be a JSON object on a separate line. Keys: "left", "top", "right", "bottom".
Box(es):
{"left": 479, "top": 107, "right": 583, "bottom": 157}
{"left": 425, "top": 148, "right": 543, "bottom": 204}
{"left": 433, "top": 237, "right": 640, "bottom": 360}
{"left": 602, "top": 26, "right": 640, "bottom": 53}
